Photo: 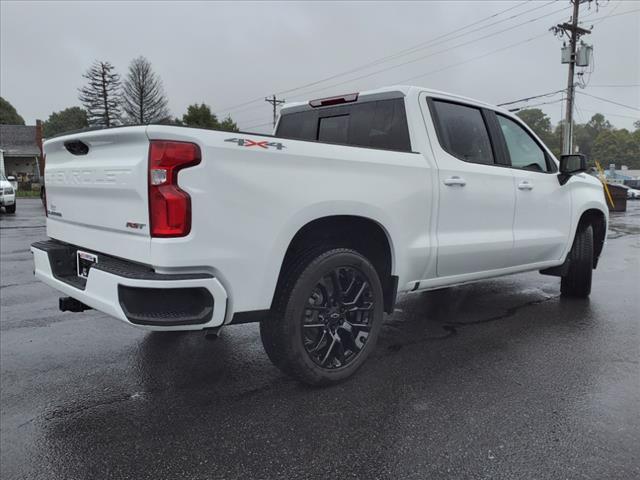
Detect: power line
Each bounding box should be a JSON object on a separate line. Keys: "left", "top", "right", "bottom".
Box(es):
{"left": 243, "top": 121, "right": 273, "bottom": 130}
{"left": 507, "top": 98, "right": 565, "bottom": 112}
{"left": 239, "top": 22, "right": 564, "bottom": 128}
{"left": 217, "top": 0, "right": 555, "bottom": 114}
{"left": 591, "top": 6, "right": 640, "bottom": 24}
{"left": 577, "top": 91, "right": 640, "bottom": 112}
{"left": 576, "top": 107, "right": 640, "bottom": 120}
{"left": 587, "top": 84, "right": 640, "bottom": 88}
{"left": 287, "top": 4, "right": 571, "bottom": 102}
{"left": 239, "top": 30, "right": 555, "bottom": 130}
{"left": 221, "top": 2, "right": 637, "bottom": 120}
{"left": 395, "top": 30, "right": 549, "bottom": 84}
{"left": 498, "top": 89, "right": 566, "bottom": 107}
{"left": 237, "top": 3, "right": 638, "bottom": 129}
{"left": 275, "top": 1, "right": 549, "bottom": 97}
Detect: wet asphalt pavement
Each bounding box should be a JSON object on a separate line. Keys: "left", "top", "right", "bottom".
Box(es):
{"left": 1, "top": 199, "right": 639, "bottom": 480}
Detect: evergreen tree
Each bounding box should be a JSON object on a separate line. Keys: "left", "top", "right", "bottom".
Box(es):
{"left": 78, "top": 61, "right": 122, "bottom": 127}
{"left": 122, "top": 56, "right": 169, "bottom": 124}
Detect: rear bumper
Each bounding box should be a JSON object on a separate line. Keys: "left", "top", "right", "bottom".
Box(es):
{"left": 31, "top": 240, "right": 227, "bottom": 331}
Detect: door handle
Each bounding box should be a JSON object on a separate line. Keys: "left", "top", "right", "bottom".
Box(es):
{"left": 443, "top": 176, "right": 466, "bottom": 187}
{"left": 518, "top": 181, "right": 534, "bottom": 191}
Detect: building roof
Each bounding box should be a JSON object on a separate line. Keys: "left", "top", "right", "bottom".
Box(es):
{"left": 0, "top": 125, "right": 40, "bottom": 156}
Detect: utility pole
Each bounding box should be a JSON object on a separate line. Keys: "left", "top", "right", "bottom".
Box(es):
{"left": 554, "top": 0, "right": 591, "bottom": 154}
{"left": 265, "top": 95, "right": 285, "bottom": 128}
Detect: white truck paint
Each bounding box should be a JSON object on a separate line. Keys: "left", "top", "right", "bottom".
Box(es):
{"left": 32, "top": 85, "right": 608, "bottom": 384}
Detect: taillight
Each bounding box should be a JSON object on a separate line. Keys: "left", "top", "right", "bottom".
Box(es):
{"left": 148, "top": 140, "right": 201, "bottom": 237}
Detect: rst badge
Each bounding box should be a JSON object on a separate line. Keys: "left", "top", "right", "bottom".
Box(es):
{"left": 225, "top": 138, "right": 286, "bottom": 150}
{"left": 126, "top": 222, "right": 146, "bottom": 230}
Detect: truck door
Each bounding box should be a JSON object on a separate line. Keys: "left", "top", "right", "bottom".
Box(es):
{"left": 493, "top": 113, "right": 572, "bottom": 265}
{"left": 426, "top": 98, "right": 516, "bottom": 277}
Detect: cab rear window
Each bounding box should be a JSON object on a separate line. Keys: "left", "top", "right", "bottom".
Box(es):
{"left": 276, "top": 98, "right": 411, "bottom": 152}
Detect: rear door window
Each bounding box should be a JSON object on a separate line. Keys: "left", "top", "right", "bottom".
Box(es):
{"left": 276, "top": 110, "right": 318, "bottom": 140}
{"left": 430, "top": 100, "right": 495, "bottom": 165}
{"left": 276, "top": 98, "right": 411, "bottom": 152}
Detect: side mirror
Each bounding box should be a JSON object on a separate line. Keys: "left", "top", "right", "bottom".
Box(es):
{"left": 7, "top": 175, "right": 16, "bottom": 181}
{"left": 558, "top": 154, "right": 587, "bottom": 185}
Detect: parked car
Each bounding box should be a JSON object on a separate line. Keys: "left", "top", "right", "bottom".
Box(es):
{"left": 0, "top": 173, "right": 16, "bottom": 214}
{"left": 31, "top": 86, "right": 608, "bottom": 385}
{"left": 627, "top": 188, "right": 640, "bottom": 200}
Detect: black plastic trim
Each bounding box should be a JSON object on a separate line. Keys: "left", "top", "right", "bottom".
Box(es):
{"left": 31, "top": 239, "right": 212, "bottom": 291}
{"left": 384, "top": 275, "right": 399, "bottom": 314}
{"left": 118, "top": 285, "right": 213, "bottom": 326}
{"left": 483, "top": 109, "right": 512, "bottom": 167}
{"left": 540, "top": 259, "right": 570, "bottom": 277}
{"left": 229, "top": 309, "right": 270, "bottom": 325}
{"left": 64, "top": 140, "right": 89, "bottom": 156}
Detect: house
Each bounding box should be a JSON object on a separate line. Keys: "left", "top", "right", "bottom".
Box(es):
{"left": 0, "top": 122, "right": 43, "bottom": 188}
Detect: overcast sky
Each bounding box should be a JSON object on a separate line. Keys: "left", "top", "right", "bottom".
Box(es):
{"left": 1, "top": 0, "right": 638, "bottom": 133}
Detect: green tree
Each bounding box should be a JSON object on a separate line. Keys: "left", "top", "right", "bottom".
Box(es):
{"left": 592, "top": 129, "right": 640, "bottom": 169}
{"left": 0, "top": 97, "right": 25, "bottom": 125}
{"left": 181, "top": 103, "right": 218, "bottom": 129}
{"left": 579, "top": 113, "right": 613, "bottom": 161}
{"left": 43, "top": 107, "right": 88, "bottom": 137}
{"left": 180, "top": 103, "right": 238, "bottom": 132}
{"left": 218, "top": 115, "right": 239, "bottom": 133}
{"left": 633, "top": 119, "right": 640, "bottom": 131}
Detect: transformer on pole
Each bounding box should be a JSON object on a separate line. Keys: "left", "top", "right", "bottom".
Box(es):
{"left": 552, "top": 0, "right": 593, "bottom": 154}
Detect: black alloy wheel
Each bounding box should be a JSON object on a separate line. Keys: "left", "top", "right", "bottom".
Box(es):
{"left": 302, "top": 266, "right": 375, "bottom": 369}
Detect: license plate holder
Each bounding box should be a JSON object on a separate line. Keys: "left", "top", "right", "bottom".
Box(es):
{"left": 77, "top": 250, "right": 98, "bottom": 279}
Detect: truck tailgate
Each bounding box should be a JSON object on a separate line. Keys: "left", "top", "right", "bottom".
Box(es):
{"left": 44, "top": 127, "right": 152, "bottom": 262}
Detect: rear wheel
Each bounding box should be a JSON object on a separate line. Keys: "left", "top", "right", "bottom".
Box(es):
{"left": 261, "top": 247, "right": 384, "bottom": 386}
{"left": 561, "top": 224, "right": 593, "bottom": 298}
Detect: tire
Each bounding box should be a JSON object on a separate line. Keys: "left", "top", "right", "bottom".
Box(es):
{"left": 260, "top": 247, "right": 384, "bottom": 386}
{"left": 5, "top": 203, "right": 16, "bottom": 214}
{"left": 561, "top": 224, "right": 593, "bottom": 298}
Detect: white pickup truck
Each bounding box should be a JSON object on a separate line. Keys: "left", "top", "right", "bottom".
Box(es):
{"left": 32, "top": 86, "right": 608, "bottom": 385}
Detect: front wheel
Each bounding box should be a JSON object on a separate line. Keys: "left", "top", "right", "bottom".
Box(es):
{"left": 5, "top": 203, "right": 16, "bottom": 214}
{"left": 561, "top": 224, "right": 593, "bottom": 298}
{"left": 261, "top": 248, "right": 384, "bottom": 386}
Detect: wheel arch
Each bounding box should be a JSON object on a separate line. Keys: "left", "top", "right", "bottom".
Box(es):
{"left": 576, "top": 208, "right": 607, "bottom": 268}
{"left": 274, "top": 215, "right": 398, "bottom": 313}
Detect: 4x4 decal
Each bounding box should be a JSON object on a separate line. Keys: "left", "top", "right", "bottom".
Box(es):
{"left": 225, "top": 138, "right": 286, "bottom": 150}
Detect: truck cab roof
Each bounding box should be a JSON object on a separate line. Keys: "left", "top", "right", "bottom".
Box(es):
{"left": 280, "top": 85, "right": 506, "bottom": 116}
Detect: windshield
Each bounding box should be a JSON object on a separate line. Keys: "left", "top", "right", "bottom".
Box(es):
{"left": 0, "top": 173, "right": 7, "bottom": 182}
